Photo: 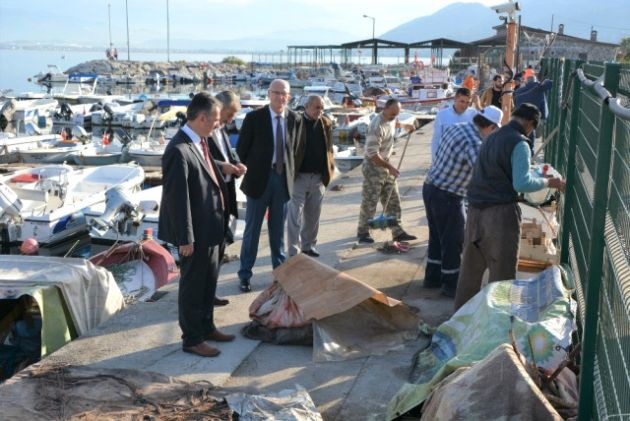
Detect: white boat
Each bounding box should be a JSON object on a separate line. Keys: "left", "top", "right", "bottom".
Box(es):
{"left": 69, "top": 138, "right": 126, "bottom": 166}
{"left": 126, "top": 139, "right": 167, "bottom": 167}
{"left": 0, "top": 163, "right": 145, "bottom": 247}
{"left": 32, "top": 65, "right": 68, "bottom": 84}
{"left": 334, "top": 146, "right": 364, "bottom": 173}
{"left": 3, "top": 98, "right": 59, "bottom": 123}
{"left": 84, "top": 185, "right": 163, "bottom": 244}
{"left": 18, "top": 139, "right": 91, "bottom": 164}
{"left": 331, "top": 111, "right": 374, "bottom": 145}
{"left": 85, "top": 181, "right": 246, "bottom": 246}
{"left": 0, "top": 133, "right": 61, "bottom": 164}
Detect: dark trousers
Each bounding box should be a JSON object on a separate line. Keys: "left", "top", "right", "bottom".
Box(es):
{"left": 238, "top": 169, "right": 289, "bottom": 281}
{"left": 454, "top": 202, "right": 521, "bottom": 311}
{"left": 422, "top": 182, "right": 465, "bottom": 290}
{"left": 178, "top": 243, "right": 219, "bottom": 347}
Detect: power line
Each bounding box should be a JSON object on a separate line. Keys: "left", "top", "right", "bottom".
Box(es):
{"left": 552, "top": 14, "right": 630, "bottom": 32}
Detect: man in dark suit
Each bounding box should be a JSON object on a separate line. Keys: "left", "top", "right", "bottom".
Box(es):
{"left": 209, "top": 90, "right": 247, "bottom": 306}
{"left": 211, "top": 90, "right": 247, "bottom": 230}
{"left": 236, "top": 79, "right": 301, "bottom": 292}
{"left": 158, "top": 92, "right": 235, "bottom": 358}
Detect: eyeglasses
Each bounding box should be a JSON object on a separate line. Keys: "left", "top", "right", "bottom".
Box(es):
{"left": 269, "top": 90, "right": 289, "bottom": 97}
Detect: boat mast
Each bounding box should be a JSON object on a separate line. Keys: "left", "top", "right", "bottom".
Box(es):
{"left": 125, "top": 0, "right": 131, "bottom": 61}
{"left": 108, "top": 3, "right": 112, "bottom": 47}
{"left": 166, "top": 0, "right": 170, "bottom": 62}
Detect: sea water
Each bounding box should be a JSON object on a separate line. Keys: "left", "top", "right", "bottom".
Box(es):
{"left": 0, "top": 49, "right": 255, "bottom": 94}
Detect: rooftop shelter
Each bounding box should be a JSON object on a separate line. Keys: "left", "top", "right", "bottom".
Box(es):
{"left": 287, "top": 37, "right": 471, "bottom": 67}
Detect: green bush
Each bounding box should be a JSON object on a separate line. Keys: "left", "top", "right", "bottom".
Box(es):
{"left": 222, "top": 56, "right": 246, "bottom": 66}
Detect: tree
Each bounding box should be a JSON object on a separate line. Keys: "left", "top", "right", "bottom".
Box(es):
{"left": 222, "top": 56, "right": 246, "bottom": 66}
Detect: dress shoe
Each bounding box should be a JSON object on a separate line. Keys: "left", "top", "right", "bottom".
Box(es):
{"left": 393, "top": 231, "right": 417, "bottom": 242}
{"left": 239, "top": 278, "right": 251, "bottom": 292}
{"left": 206, "top": 329, "right": 235, "bottom": 342}
{"left": 213, "top": 296, "right": 229, "bottom": 306}
{"left": 302, "top": 247, "right": 320, "bottom": 257}
{"left": 357, "top": 233, "right": 375, "bottom": 244}
{"left": 183, "top": 341, "right": 220, "bottom": 357}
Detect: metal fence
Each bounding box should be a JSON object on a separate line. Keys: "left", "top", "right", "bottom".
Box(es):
{"left": 540, "top": 57, "right": 630, "bottom": 420}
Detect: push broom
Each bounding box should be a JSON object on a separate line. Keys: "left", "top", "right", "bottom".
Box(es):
{"left": 367, "top": 130, "right": 413, "bottom": 230}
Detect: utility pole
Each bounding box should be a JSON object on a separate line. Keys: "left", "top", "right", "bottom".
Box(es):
{"left": 495, "top": 0, "right": 520, "bottom": 125}
{"left": 108, "top": 3, "right": 112, "bottom": 47}
{"left": 125, "top": 0, "right": 131, "bottom": 61}
{"left": 166, "top": 0, "right": 170, "bottom": 62}
{"left": 363, "top": 14, "right": 376, "bottom": 65}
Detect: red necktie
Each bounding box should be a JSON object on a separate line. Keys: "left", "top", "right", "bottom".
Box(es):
{"left": 200, "top": 137, "right": 224, "bottom": 210}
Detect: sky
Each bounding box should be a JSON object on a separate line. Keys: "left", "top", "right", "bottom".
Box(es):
{"left": 0, "top": 0, "right": 501, "bottom": 47}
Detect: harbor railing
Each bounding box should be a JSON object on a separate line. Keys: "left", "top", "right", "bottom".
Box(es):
{"left": 540, "top": 57, "right": 630, "bottom": 421}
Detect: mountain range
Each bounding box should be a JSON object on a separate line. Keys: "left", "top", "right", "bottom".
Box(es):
{"left": 143, "top": 0, "right": 626, "bottom": 51}
{"left": 2, "top": 0, "right": 625, "bottom": 52}
{"left": 380, "top": 0, "right": 626, "bottom": 45}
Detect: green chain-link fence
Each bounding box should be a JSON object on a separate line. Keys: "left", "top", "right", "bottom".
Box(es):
{"left": 541, "top": 57, "right": 630, "bottom": 420}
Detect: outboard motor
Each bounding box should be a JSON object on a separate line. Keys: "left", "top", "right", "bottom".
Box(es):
{"left": 175, "top": 111, "right": 187, "bottom": 127}
{"left": 89, "top": 186, "right": 141, "bottom": 237}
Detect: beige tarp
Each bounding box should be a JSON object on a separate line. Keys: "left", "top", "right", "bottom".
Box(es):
{"left": 263, "top": 254, "right": 422, "bottom": 361}
{"left": 421, "top": 344, "right": 562, "bottom": 420}
{"left": 273, "top": 254, "right": 401, "bottom": 321}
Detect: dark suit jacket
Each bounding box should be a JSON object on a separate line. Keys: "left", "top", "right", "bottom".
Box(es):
{"left": 294, "top": 114, "right": 335, "bottom": 187}
{"left": 158, "top": 128, "right": 228, "bottom": 248}
{"left": 236, "top": 105, "right": 301, "bottom": 199}
{"left": 209, "top": 127, "right": 241, "bottom": 219}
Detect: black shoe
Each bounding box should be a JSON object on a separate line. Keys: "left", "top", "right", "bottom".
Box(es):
{"left": 393, "top": 231, "right": 417, "bottom": 242}
{"left": 302, "top": 248, "right": 320, "bottom": 257}
{"left": 239, "top": 278, "right": 251, "bottom": 292}
{"left": 213, "top": 296, "right": 229, "bottom": 306}
{"left": 357, "top": 233, "right": 375, "bottom": 244}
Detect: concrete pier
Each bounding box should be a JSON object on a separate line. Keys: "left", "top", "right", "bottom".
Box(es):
{"left": 0, "top": 123, "right": 456, "bottom": 420}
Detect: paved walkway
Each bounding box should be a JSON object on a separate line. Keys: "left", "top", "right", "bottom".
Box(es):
{"left": 1, "top": 124, "right": 457, "bottom": 420}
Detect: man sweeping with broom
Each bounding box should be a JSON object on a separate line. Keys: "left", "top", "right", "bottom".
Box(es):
{"left": 356, "top": 98, "right": 417, "bottom": 244}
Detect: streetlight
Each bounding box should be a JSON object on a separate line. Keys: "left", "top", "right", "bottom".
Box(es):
{"left": 362, "top": 14, "right": 375, "bottom": 40}
{"left": 166, "top": 0, "right": 170, "bottom": 62}
{"left": 363, "top": 14, "right": 375, "bottom": 64}
{"left": 125, "top": 0, "right": 130, "bottom": 60}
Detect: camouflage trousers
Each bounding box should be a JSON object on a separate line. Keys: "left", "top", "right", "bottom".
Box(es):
{"left": 357, "top": 159, "right": 403, "bottom": 236}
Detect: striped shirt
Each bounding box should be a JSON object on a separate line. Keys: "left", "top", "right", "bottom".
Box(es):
{"left": 426, "top": 121, "right": 482, "bottom": 197}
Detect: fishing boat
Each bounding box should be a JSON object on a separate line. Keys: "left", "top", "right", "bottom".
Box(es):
{"left": 84, "top": 185, "right": 162, "bottom": 245}
{"left": 17, "top": 138, "right": 91, "bottom": 164}
{"left": 334, "top": 146, "right": 364, "bottom": 173}
{"left": 0, "top": 133, "right": 62, "bottom": 164}
{"left": 89, "top": 234, "right": 179, "bottom": 302}
{"left": 0, "top": 163, "right": 145, "bottom": 248}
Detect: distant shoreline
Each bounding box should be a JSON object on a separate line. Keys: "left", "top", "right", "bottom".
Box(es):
{"left": 0, "top": 44, "right": 258, "bottom": 55}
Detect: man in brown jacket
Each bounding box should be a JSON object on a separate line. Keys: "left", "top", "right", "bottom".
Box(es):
{"left": 287, "top": 95, "right": 335, "bottom": 257}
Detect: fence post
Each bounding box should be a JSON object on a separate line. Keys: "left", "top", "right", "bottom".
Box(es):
{"left": 577, "top": 62, "right": 620, "bottom": 421}
{"left": 559, "top": 61, "right": 583, "bottom": 265}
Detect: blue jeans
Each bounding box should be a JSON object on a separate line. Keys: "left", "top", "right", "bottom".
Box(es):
{"left": 238, "top": 170, "right": 289, "bottom": 281}
{"left": 422, "top": 182, "right": 466, "bottom": 290}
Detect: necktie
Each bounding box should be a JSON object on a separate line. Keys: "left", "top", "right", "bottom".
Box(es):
{"left": 275, "top": 115, "right": 284, "bottom": 174}
{"left": 200, "top": 137, "right": 224, "bottom": 210}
